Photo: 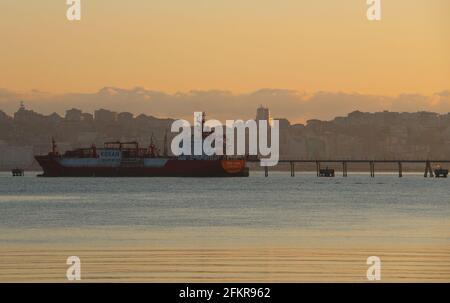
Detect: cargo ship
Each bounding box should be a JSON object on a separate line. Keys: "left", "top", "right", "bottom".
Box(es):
{"left": 35, "top": 137, "right": 249, "bottom": 177}
{"left": 35, "top": 138, "right": 249, "bottom": 177}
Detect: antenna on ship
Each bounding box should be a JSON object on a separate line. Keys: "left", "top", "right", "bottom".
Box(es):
{"left": 149, "top": 133, "right": 158, "bottom": 158}
{"left": 51, "top": 137, "right": 58, "bottom": 155}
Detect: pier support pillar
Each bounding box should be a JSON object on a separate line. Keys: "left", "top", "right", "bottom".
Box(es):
{"left": 316, "top": 161, "right": 321, "bottom": 177}
{"left": 398, "top": 162, "right": 403, "bottom": 178}
{"left": 424, "top": 161, "right": 434, "bottom": 178}
{"left": 342, "top": 162, "right": 348, "bottom": 177}
{"left": 290, "top": 162, "right": 295, "bottom": 177}
{"left": 264, "top": 166, "right": 269, "bottom": 177}
{"left": 370, "top": 162, "right": 375, "bottom": 177}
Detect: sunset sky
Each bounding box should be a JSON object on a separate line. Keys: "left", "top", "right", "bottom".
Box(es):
{"left": 0, "top": 0, "right": 448, "bottom": 96}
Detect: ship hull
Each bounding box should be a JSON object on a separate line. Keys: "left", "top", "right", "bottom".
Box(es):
{"left": 35, "top": 155, "right": 249, "bottom": 177}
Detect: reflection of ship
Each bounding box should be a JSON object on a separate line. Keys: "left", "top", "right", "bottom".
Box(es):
{"left": 35, "top": 113, "right": 249, "bottom": 178}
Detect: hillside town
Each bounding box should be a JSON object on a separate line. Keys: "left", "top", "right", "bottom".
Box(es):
{"left": 1, "top": 103, "right": 450, "bottom": 169}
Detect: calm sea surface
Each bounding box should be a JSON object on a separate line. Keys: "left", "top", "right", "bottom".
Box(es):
{"left": 0, "top": 172, "right": 449, "bottom": 282}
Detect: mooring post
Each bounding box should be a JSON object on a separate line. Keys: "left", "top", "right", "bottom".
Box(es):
{"left": 342, "top": 161, "right": 348, "bottom": 177}
{"left": 398, "top": 161, "right": 403, "bottom": 178}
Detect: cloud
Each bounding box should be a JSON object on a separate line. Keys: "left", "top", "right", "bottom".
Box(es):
{"left": 0, "top": 87, "right": 449, "bottom": 123}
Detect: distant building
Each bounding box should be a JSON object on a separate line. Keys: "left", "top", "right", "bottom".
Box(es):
{"left": 82, "top": 113, "right": 94, "bottom": 123}
{"left": 256, "top": 105, "right": 273, "bottom": 126}
{"left": 0, "top": 110, "right": 12, "bottom": 123}
{"left": 94, "top": 109, "right": 117, "bottom": 123}
{"left": 275, "top": 118, "right": 291, "bottom": 130}
{"left": 65, "top": 108, "right": 82, "bottom": 122}
{"left": 118, "top": 112, "right": 134, "bottom": 123}
{"left": 13, "top": 102, "right": 44, "bottom": 124}
{"left": 135, "top": 114, "right": 154, "bottom": 125}
{"left": 275, "top": 118, "right": 291, "bottom": 155}
{"left": 48, "top": 113, "right": 63, "bottom": 124}
{"left": 305, "top": 119, "right": 322, "bottom": 132}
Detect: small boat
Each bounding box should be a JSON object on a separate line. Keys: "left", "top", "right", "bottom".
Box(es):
{"left": 434, "top": 168, "right": 448, "bottom": 178}
{"left": 11, "top": 168, "right": 24, "bottom": 177}
{"left": 319, "top": 167, "right": 335, "bottom": 177}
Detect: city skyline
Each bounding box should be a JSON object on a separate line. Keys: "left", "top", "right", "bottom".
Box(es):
{"left": 2, "top": 96, "right": 450, "bottom": 125}
{"left": 1, "top": 86, "right": 449, "bottom": 123}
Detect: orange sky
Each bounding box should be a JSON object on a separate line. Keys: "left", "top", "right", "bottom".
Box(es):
{"left": 0, "top": 0, "right": 449, "bottom": 95}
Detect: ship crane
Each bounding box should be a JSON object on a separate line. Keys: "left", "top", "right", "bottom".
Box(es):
{"left": 91, "top": 144, "right": 97, "bottom": 158}
{"left": 163, "top": 129, "right": 168, "bottom": 157}
{"left": 51, "top": 137, "right": 59, "bottom": 156}
{"left": 148, "top": 134, "right": 159, "bottom": 158}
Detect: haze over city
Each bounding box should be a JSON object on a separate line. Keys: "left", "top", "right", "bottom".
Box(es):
{"left": 0, "top": 87, "right": 450, "bottom": 123}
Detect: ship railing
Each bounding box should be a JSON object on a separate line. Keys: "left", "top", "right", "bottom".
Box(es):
{"left": 120, "top": 157, "right": 144, "bottom": 167}
{"left": 175, "top": 155, "right": 247, "bottom": 161}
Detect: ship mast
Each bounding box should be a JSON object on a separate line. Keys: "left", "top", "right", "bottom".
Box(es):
{"left": 201, "top": 112, "right": 209, "bottom": 140}
{"left": 163, "top": 129, "right": 168, "bottom": 157}
{"left": 149, "top": 133, "right": 158, "bottom": 158}
{"left": 51, "top": 137, "right": 59, "bottom": 156}
{"left": 91, "top": 143, "right": 97, "bottom": 158}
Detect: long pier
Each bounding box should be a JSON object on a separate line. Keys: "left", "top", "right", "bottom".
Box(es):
{"left": 250, "top": 160, "right": 450, "bottom": 178}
